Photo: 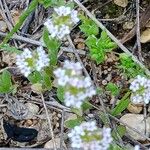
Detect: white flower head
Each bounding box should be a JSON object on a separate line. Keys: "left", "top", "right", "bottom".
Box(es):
{"left": 68, "top": 121, "right": 112, "bottom": 150}
{"left": 130, "top": 75, "right": 150, "bottom": 104}
{"left": 44, "top": 5, "right": 79, "bottom": 40}
{"left": 16, "top": 47, "right": 50, "bottom": 77}
{"left": 54, "top": 60, "right": 96, "bottom": 108}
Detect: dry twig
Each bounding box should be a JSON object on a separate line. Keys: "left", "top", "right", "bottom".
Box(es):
{"left": 40, "top": 93, "right": 57, "bottom": 150}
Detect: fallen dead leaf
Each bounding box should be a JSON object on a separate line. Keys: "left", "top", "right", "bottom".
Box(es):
{"left": 127, "top": 103, "right": 143, "bottom": 114}
{"left": 11, "top": 9, "right": 22, "bottom": 25}
{"left": 2, "top": 52, "right": 16, "bottom": 66}
{"left": 140, "top": 28, "right": 150, "bottom": 43}
{"left": 114, "top": 0, "right": 128, "bottom": 7}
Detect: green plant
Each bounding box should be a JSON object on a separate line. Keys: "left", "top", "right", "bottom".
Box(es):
{"left": 118, "top": 53, "right": 145, "bottom": 78}
{"left": 79, "top": 15, "right": 99, "bottom": 36}
{"left": 80, "top": 17, "right": 116, "bottom": 64}
{"left": 38, "top": 0, "right": 65, "bottom": 8}
{"left": 86, "top": 31, "right": 116, "bottom": 64}
{"left": 0, "top": 70, "right": 14, "bottom": 94}
{"left": 111, "top": 92, "right": 130, "bottom": 116}
{"left": 43, "top": 28, "right": 60, "bottom": 66}
{"left": 106, "top": 82, "right": 120, "bottom": 96}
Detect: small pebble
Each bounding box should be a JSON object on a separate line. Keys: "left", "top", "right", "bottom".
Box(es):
{"left": 106, "top": 74, "right": 112, "bottom": 82}
{"left": 77, "top": 43, "right": 85, "bottom": 49}
{"left": 2, "top": 108, "right": 6, "bottom": 113}
{"left": 33, "top": 119, "right": 38, "bottom": 125}
{"left": 88, "top": 114, "right": 94, "bottom": 118}
{"left": 57, "top": 114, "right": 62, "bottom": 118}
{"left": 103, "top": 70, "right": 108, "bottom": 75}
{"left": 102, "top": 80, "right": 108, "bottom": 85}
{"left": 52, "top": 112, "right": 56, "bottom": 116}
{"left": 55, "top": 117, "right": 59, "bottom": 121}
{"left": 26, "top": 119, "right": 33, "bottom": 126}
{"left": 64, "top": 41, "right": 69, "bottom": 46}
{"left": 103, "top": 66, "right": 108, "bottom": 69}
{"left": 56, "top": 123, "right": 59, "bottom": 128}
{"left": 107, "top": 67, "right": 112, "bottom": 72}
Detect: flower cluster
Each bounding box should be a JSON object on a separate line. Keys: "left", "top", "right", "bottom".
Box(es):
{"left": 54, "top": 60, "right": 96, "bottom": 108}
{"left": 68, "top": 121, "right": 112, "bottom": 150}
{"left": 16, "top": 47, "right": 50, "bottom": 77}
{"left": 134, "top": 145, "right": 140, "bottom": 150}
{"left": 129, "top": 75, "right": 150, "bottom": 104}
{"left": 44, "top": 6, "right": 79, "bottom": 39}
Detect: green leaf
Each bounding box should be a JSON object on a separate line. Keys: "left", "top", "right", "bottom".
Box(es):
{"left": 38, "top": 0, "right": 65, "bottom": 8}
{"left": 109, "top": 144, "right": 126, "bottom": 150}
{"left": 0, "top": 70, "right": 13, "bottom": 93}
{"left": 82, "top": 101, "right": 92, "bottom": 111}
{"left": 79, "top": 16, "right": 99, "bottom": 36}
{"left": 99, "top": 112, "right": 110, "bottom": 126}
{"left": 57, "top": 86, "right": 65, "bottom": 102}
{"left": 43, "top": 28, "right": 60, "bottom": 66}
{"left": 106, "top": 82, "right": 120, "bottom": 96}
{"left": 42, "top": 71, "right": 52, "bottom": 90}
{"left": 118, "top": 53, "right": 145, "bottom": 78}
{"left": 38, "top": 0, "right": 53, "bottom": 8}
{"left": 85, "top": 30, "right": 116, "bottom": 64}
{"left": 65, "top": 118, "right": 82, "bottom": 129}
{"left": 0, "top": 44, "right": 22, "bottom": 54}
{"left": 28, "top": 71, "right": 42, "bottom": 84}
{"left": 85, "top": 35, "right": 97, "bottom": 49}
{"left": 111, "top": 92, "right": 130, "bottom": 116}
{"left": 112, "top": 125, "right": 126, "bottom": 141}
{"left": 71, "top": 107, "right": 83, "bottom": 116}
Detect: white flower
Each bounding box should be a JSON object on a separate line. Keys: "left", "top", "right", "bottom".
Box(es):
{"left": 16, "top": 47, "right": 50, "bottom": 77}
{"left": 134, "top": 145, "right": 140, "bottom": 150}
{"left": 44, "top": 6, "right": 79, "bottom": 40}
{"left": 68, "top": 121, "right": 112, "bottom": 150}
{"left": 57, "top": 25, "right": 70, "bottom": 39}
{"left": 130, "top": 75, "right": 150, "bottom": 104}
{"left": 71, "top": 10, "right": 80, "bottom": 24}
{"left": 54, "top": 6, "right": 71, "bottom": 16}
{"left": 54, "top": 60, "right": 96, "bottom": 108}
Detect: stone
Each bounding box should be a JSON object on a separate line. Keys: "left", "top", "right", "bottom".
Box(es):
{"left": 25, "top": 103, "right": 39, "bottom": 119}
{"left": 44, "top": 138, "right": 66, "bottom": 149}
{"left": 120, "top": 114, "right": 150, "bottom": 141}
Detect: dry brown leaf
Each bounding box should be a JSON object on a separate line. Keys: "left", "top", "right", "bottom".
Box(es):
{"left": 127, "top": 103, "right": 143, "bottom": 114}
{"left": 11, "top": 9, "right": 22, "bottom": 24}
{"left": 2, "top": 52, "right": 16, "bottom": 66}
{"left": 114, "top": 0, "right": 128, "bottom": 7}
{"left": 140, "top": 28, "right": 150, "bottom": 43}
